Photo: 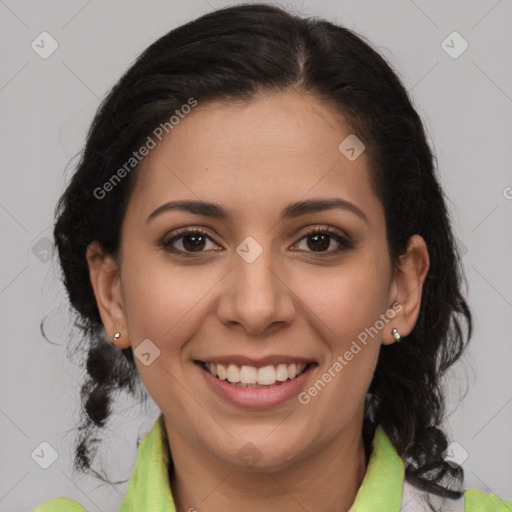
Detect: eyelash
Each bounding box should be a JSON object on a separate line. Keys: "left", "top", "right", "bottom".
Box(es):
{"left": 160, "top": 226, "right": 355, "bottom": 258}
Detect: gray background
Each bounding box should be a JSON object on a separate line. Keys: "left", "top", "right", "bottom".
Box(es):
{"left": 1, "top": 0, "right": 511, "bottom": 510}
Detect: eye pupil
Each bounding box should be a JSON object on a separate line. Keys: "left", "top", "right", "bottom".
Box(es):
{"left": 307, "top": 233, "right": 330, "bottom": 251}
{"left": 183, "top": 234, "right": 206, "bottom": 252}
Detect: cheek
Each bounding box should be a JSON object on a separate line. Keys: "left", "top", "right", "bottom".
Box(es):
{"left": 289, "top": 256, "right": 389, "bottom": 406}
{"left": 119, "top": 253, "right": 216, "bottom": 411}
{"left": 292, "top": 258, "right": 390, "bottom": 351}
{"left": 120, "top": 252, "right": 220, "bottom": 342}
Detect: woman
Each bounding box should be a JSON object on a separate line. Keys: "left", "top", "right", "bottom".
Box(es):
{"left": 33, "top": 3, "right": 511, "bottom": 511}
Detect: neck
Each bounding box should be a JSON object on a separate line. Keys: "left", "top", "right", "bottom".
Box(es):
{"left": 163, "top": 416, "right": 369, "bottom": 512}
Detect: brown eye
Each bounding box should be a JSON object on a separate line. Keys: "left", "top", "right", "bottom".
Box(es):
{"left": 180, "top": 232, "right": 207, "bottom": 252}
{"left": 305, "top": 232, "right": 331, "bottom": 251}
{"left": 293, "top": 228, "right": 354, "bottom": 254}
{"left": 161, "top": 229, "right": 221, "bottom": 257}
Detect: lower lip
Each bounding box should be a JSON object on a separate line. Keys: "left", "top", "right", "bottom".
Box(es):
{"left": 197, "top": 363, "right": 316, "bottom": 408}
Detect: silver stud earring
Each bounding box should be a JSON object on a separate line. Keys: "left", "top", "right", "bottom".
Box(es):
{"left": 113, "top": 332, "right": 121, "bottom": 343}
{"left": 392, "top": 328, "right": 401, "bottom": 342}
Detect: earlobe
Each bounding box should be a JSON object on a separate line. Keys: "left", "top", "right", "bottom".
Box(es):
{"left": 383, "top": 235, "right": 430, "bottom": 345}
{"left": 86, "top": 242, "right": 130, "bottom": 348}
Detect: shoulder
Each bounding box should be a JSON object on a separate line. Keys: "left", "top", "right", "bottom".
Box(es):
{"left": 464, "top": 489, "right": 512, "bottom": 511}
{"left": 32, "top": 497, "right": 88, "bottom": 511}
{"left": 402, "top": 478, "right": 512, "bottom": 511}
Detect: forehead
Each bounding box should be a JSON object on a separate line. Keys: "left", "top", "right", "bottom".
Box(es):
{"left": 126, "top": 89, "right": 382, "bottom": 226}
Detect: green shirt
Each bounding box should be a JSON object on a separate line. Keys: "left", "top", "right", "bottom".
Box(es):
{"left": 32, "top": 415, "right": 511, "bottom": 511}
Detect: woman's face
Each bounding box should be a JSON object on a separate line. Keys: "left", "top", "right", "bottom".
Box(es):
{"left": 89, "top": 89, "right": 425, "bottom": 470}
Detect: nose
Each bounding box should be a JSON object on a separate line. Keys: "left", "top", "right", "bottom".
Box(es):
{"left": 216, "top": 245, "right": 296, "bottom": 336}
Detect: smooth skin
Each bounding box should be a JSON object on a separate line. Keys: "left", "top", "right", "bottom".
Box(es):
{"left": 86, "top": 89, "right": 429, "bottom": 512}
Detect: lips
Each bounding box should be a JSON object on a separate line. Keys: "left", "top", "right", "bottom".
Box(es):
{"left": 196, "top": 360, "right": 318, "bottom": 408}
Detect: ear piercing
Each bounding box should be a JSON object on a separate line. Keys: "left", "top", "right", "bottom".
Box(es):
{"left": 113, "top": 332, "right": 121, "bottom": 343}
{"left": 392, "top": 328, "right": 401, "bottom": 342}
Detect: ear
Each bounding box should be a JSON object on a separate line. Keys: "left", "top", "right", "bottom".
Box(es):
{"left": 382, "top": 234, "right": 430, "bottom": 345}
{"left": 85, "top": 241, "right": 131, "bottom": 349}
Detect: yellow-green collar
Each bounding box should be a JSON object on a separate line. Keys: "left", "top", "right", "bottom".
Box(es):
{"left": 349, "top": 426, "right": 404, "bottom": 510}
{"left": 119, "top": 415, "right": 403, "bottom": 511}
{"left": 119, "top": 414, "right": 175, "bottom": 511}
{"left": 32, "top": 415, "right": 512, "bottom": 511}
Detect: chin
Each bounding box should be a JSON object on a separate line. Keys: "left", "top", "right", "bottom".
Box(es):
{"left": 215, "top": 435, "right": 308, "bottom": 472}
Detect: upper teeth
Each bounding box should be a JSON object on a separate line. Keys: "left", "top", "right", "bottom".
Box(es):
{"left": 206, "top": 363, "right": 307, "bottom": 385}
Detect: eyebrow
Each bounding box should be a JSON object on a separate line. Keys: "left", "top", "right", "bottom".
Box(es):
{"left": 146, "top": 198, "right": 368, "bottom": 224}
